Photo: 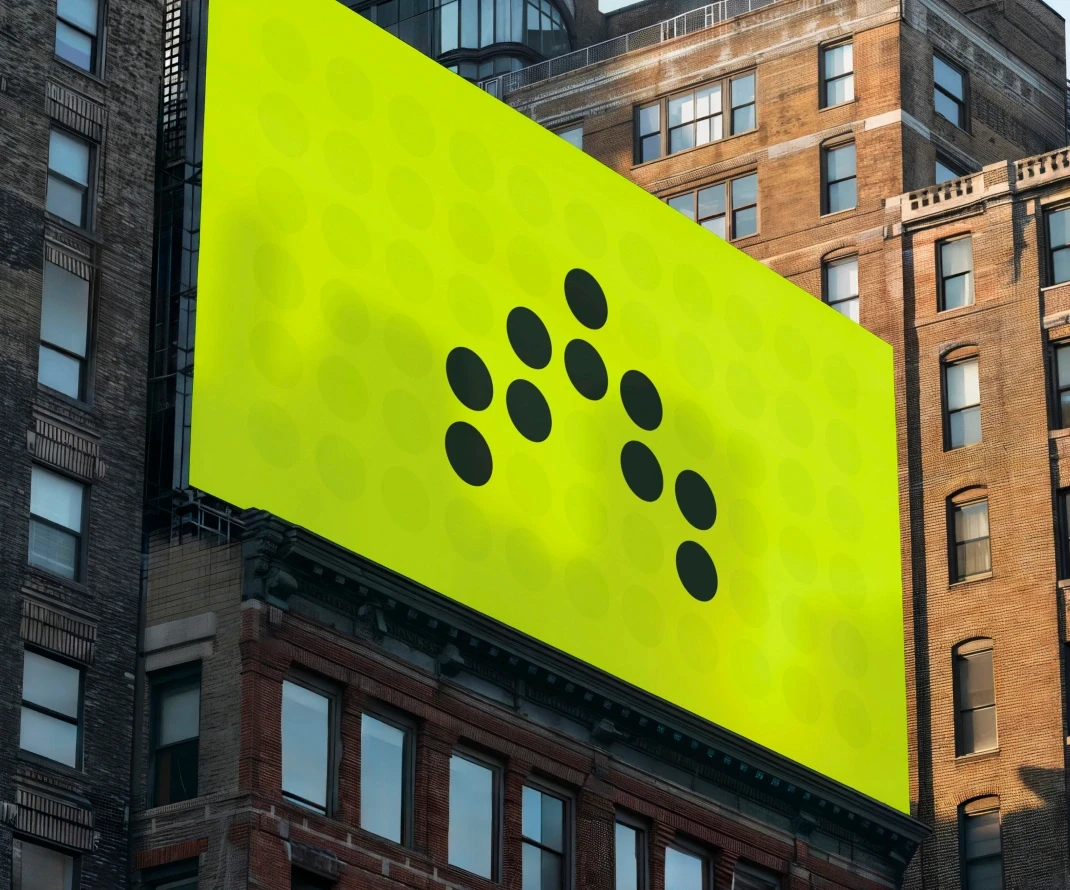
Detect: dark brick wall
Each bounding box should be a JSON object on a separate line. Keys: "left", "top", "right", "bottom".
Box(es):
{"left": 0, "top": 0, "right": 161, "bottom": 886}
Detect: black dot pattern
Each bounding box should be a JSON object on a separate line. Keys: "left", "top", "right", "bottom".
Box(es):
{"left": 564, "top": 268, "right": 608, "bottom": 329}
{"left": 620, "top": 440, "right": 663, "bottom": 502}
{"left": 565, "top": 339, "right": 608, "bottom": 400}
{"left": 445, "top": 422, "right": 493, "bottom": 486}
{"left": 675, "top": 470, "right": 716, "bottom": 530}
{"left": 507, "top": 379, "right": 552, "bottom": 442}
{"left": 620, "top": 370, "right": 662, "bottom": 431}
{"left": 676, "top": 541, "right": 718, "bottom": 601}
{"left": 446, "top": 347, "right": 493, "bottom": 411}
{"left": 507, "top": 307, "right": 552, "bottom": 370}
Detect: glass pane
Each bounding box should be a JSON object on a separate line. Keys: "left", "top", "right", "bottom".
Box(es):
{"left": 1055, "top": 248, "right": 1070, "bottom": 285}
{"left": 640, "top": 134, "right": 661, "bottom": 163}
{"left": 379, "top": 0, "right": 398, "bottom": 25}
{"left": 1049, "top": 209, "right": 1070, "bottom": 250}
{"left": 668, "top": 94, "right": 694, "bottom": 127}
{"left": 638, "top": 104, "right": 659, "bottom": 137}
{"left": 58, "top": 0, "right": 99, "bottom": 33}
{"left": 942, "top": 273, "right": 973, "bottom": 309}
{"left": 540, "top": 848, "right": 562, "bottom": 890}
{"left": 826, "top": 74, "right": 853, "bottom": 106}
{"left": 711, "top": 114, "right": 723, "bottom": 141}
{"left": 20, "top": 707, "right": 78, "bottom": 766}
{"left": 55, "top": 20, "right": 93, "bottom": 70}
{"left": 956, "top": 501, "right": 989, "bottom": 541}
{"left": 480, "top": 0, "right": 494, "bottom": 46}
{"left": 935, "top": 91, "right": 962, "bottom": 126}
{"left": 46, "top": 176, "right": 86, "bottom": 226}
{"left": 30, "top": 466, "right": 84, "bottom": 532}
{"left": 281, "top": 680, "right": 329, "bottom": 810}
{"left": 957, "top": 538, "right": 992, "bottom": 578}
{"left": 361, "top": 714, "right": 406, "bottom": 842}
{"left": 732, "top": 105, "right": 755, "bottom": 133}
{"left": 828, "top": 178, "right": 857, "bottom": 213}
{"left": 160, "top": 683, "right": 200, "bottom": 745}
{"left": 559, "top": 126, "right": 582, "bottom": 149}
{"left": 665, "top": 847, "right": 703, "bottom": 890}
{"left": 522, "top": 785, "right": 542, "bottom": 842}
{"left": 695, "top": 118, "right": 710, "bottom": 146}
{"left": 936, "top": 159, "right": 959, "bottom": 184}
{"left": 38, "top": 345, "right": 82, "bottom": 398}
{"left": 20, "top": 841, "right": 75, "bottom": 890}
{"left": 669, "top": 125, "right": 694, "bottom": 154}
{"left": 28, "top": 520, "right": 78, "bottom": 579}
{"left": 511, "top": 0, "right": 523, "bottom": 43}
{"left": 668, "top": 194, "right": 695, "bottom": 219}
{"left": 732, "top": 174, "right": 757, "bottom": 209}
{"left": 965, "top": 811, "right": 1001, "bottom": 858}
{"left": 700, "top": 216, "right": 726, "bottom": 239}
{"left": 946, "top": 360, "right": 979, "bottom": 410}
{"left": 961, "top": 650, "right": 995, "bottom": 708}
{"left": 731, "top": 73, "right": 755, "bottom": 106}
{"left": 941, "top": 238, "right": 972, "bottom": 277}
{"left": 614, "top": 823, "right": 638, "bottom": 890}
{"left": 934, "top": 56, "right": 964, "bottom": 99}
{"left": 41, "top": 262, "right": 90, "bottom": 356}
{"left": 523, "top": 842, "right": 541, "bottom": 890}
{"left": 697, "top": 184, "right": 725, "bottom": 218}
{"left": 495, "top": 0, "right": 508, "bottom": 41}
{"left": 733, "top": 206, "right": 757, "bottom": 239}
{"left": 832, "top": 296, "right": 860, "bottom": 322}
{"left": 1058, "top": 346, "right": 1070, "bottom": 391}
{"left": 950, "top": 405, "right": 982, "bottom": 448}
{"left": 24, "top": 650, "right": 80, "bottom": 716}
{"left": 826, "top": 144, "right": 856, "bottom": 180}
{"left": 461, "top": 0, "right": 478, "bottom": 46}
{"left": 824, "top": 43, "right": 852, "bottom": 78}
{"left": 964, "top": 705, "right": 998, "bottom": 753}
{"left": 965, "top": 859, "right": 1002, "bottom": 890}
{"left": 542, "top": 792, "right": 563, "bottom": 851}
{"left": 448, "top": 755, "right": 494, "bottom": 877}
{"left": 49, "top": 130, "right": 90, "bottom": 185}
{"left": 156, "top": 737, "right": 199, "bottom": 805}
{"left": 826, "top": 258, "right": 858, "bottom": 302}
{"left": 440, "top": 0, "right": 458, "bottom": 52}
{"left": 695, "top": 85, "right": 719, "bottom": 118}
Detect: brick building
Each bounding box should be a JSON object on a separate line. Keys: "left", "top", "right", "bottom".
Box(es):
{"left": 0, "top": 0, "right": 160, "bottom": 887}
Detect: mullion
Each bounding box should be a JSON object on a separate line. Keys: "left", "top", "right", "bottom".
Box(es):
{"left": 935, "top": 84, "right": 963, "bottom": 125}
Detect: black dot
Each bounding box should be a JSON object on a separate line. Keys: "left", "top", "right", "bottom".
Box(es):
{"left": 675, "top": 470, "right": 716, "bottom": 530}
{"left": 445, "top": 422, "right": 493, "bottom": 486}
{"left": 620, "top": 370, "right": 662, "bottom": 431}
{"left": 507, "top": 379, "right": 552, "bottom": 442}
{"left": 564, "top": 268, "right": 608, "bottom": 330}
{"left": 677, "top": 541, "right": 718, "bottom": 601}
{"left": 507, "top": 307, "right": 552, "bottom": 370}
{"left": 620, "top": 440, "right": 663, "bottom": 502}
{"left": 565, "top": 339, "right": 608, "bottom": 400}
{"left": 446, "top": 347, "right": 493, "bottom": 411}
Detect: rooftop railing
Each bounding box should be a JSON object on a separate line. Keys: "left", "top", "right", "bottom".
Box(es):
{"left": 478, "top": 0, "right": 774, "bottom": 98}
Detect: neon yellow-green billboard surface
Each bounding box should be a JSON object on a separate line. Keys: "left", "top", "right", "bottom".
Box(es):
{"left": 194, "top": 0, "right": 908, "bottom": 810}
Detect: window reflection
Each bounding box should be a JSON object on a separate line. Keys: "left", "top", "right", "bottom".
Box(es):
{"left": 361, "top": 714, "right": 407, "bottom": 843}
{"left": 281, "top": 680, "right": 330, "bottom": 813}
{"left": 448, "top": 754, "right": 495, "bottom": 877}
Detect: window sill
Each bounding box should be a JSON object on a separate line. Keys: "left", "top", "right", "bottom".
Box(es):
{"left": 52, "top": 54, "right": 108, "bottom": 87}
{"left": 932, "top": 301, "right": 979, "bottom": 320}
{"left": 949, "top": 572, "right": 993, "bottom": 588}
{"left": 631, "top": 126, "right": 758, "bottom": 171}
{"left": 1057, "top": 578, "right": 1070, "bottom": 589}
{"left": 955, "top": 748, "right": 999, "bottom": 764}
{"left": 1051, "top": 428, "right": 1070, "bottom": 440}
{"left": 819, "top": 206, "right": 859, "bottom": 220}
{"left": 44, "top": 212, "right": 101, "bottom": 244}
{"left": 37, "top": 383, "right": 94, "bottom": 415}
{"left": 17, "top": 749, "right": 82, "bottom": 778}
{"left": 25, "top": 565, "right": 90, "bottom": 597}
{"left": 1042, "top": 281, "right": 1070, "bottom": 293}
{"left": 943, "top": 440, "right": 983, "bottom": 454}
{"left": 140, "top": 795, "right": 209, "bottom": 817}
{"left": 818, "top": 97, "right": 859, "bottom": 113}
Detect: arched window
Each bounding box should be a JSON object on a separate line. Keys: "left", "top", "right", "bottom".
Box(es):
{"left": 960, "top": 796, "right": 1002, "bottom": 890}
{"left": 953, "top": 639, "right": 996, "bottom": 755}
{"left": 949, "top": 487, "right": 991, "bottom": 582}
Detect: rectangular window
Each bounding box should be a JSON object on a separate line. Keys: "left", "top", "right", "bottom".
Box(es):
{"left": 956, "top": 647, "right": 997, "bottom": 755}
{"left": 38, "top": 261, "right": 90, "bottom": 400}
{"left": 522, "top": 784, "right": 567, "bottom": 890}
{"left": 824, "top": 256, "right": 859, "bottom": 322}
{"left": 614, "top": 819, "right": 645, "bottom": 890}
{"left": 821, "top": 41, "right": 854, "bottom": 107}
{"left": 448, "top": 752, "right": 498, "bottom": 879}
{"left": 952, "top": 499, "right": 991, "bottom": 582}
{"left": 667, "top": 173, "right": 758, "bottom": 241}
{"left": 939, "top": 237, "right": 974, "bottom": 310}
{"left": 731, "top": 862, "right": 779, "bottom": 890}
{"left": 668, "top": 84, "right": 722, "bottom": 154}
{"left": 945, "top": 358, "right": 981, "bottom": 448}
{"left": 730, "top": 72, "right": 756, "bottom": 134}
{"left": 936, "top": 155, "right": 966, "bottom": 184}
{"left": 281, "top": 678, "right": 333, "bottom": 814}
{"left": 1054, "top": 342, "right": 1070, "bottom": 428}
{"left": 934, "top": 54, "right": 967, "bottom": 128}
{"left": 665, "top": 845, "right": 706, "bottom": 890}
{"left": 1059, "top": 490, "right": 1070, "bottom": 579}
{"left": 150, "top": 668, "right": 200, "bottom": 806}
{"left": 55, "top": 0, "right": 99, "bottom": 72}
{"left": 46, "top": 129, "right": 92, "bottom": 228}
{"left": 557, "top": 125, "right": 583, "bottom": 150}
{"left": 14, "top": 838, "right": 78, "bottom": 890}
{"left": 1048, "top": 207, "right": 1070, "bottom": 285}
{"left": 143, "top": 861, "right": 198, "bottom": 890}
{"left": 962, "top": 804, "right": 1002, "bottom": 890}
{"left": 360, "top": 712, "right": 412, "bottom": 844}
{"left": 20, "top": 649, "right": 82, "bottom": 768}
{"left": 823, "top": 143, "right": 856, "bottom": 214}
{"left": 637, "top": 103, "right": 661, "bottom": 163}
{"left": 29, "top": 466, "right": 85, "bottom": 581}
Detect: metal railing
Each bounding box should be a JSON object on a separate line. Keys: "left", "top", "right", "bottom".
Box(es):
{"left": 478, "top": 0, "right": 774, "bottom": 98}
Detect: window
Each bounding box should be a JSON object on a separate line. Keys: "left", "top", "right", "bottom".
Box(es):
{"left": 14, "top": 838, "right": 78, "bottom": 890}
{"left": 1054, "top": 342, "right": 1070, "bottom": 427}
{"left": 557, "top": 125, "right": 583, "bottom": 150}
{"left": 823, "top": 256, "right": 858, "bottom": 322}
{"left": 1048, "top": 207, "right": 1070, "bottom": 285}
{"left": 934, "top": 54, "right": 966, "bottom": 128}
{"left": 936, "top": 155, "right": 967, "bottom": 184}
{"left": 951, "top": 495, "right": 991, "bottom": 582}
{"left": 448, "top": 752, "right": 498, "bottom": 879}
{"left": 38, "top": 261, "right": 90, "bottom": 399}
{"left": 143, "top": 861, "right": 198, "bottom": 890}
{"left": 29, "top": 466, "right": 85, "bottom": 581}
{"left": 665, "top": 843, "right": 707, "bottom": 890}
{"left": 1064, "top": 642, "right": 1070, "bottom": 730}
{"left": 961, "top": 798, "right": 1002, "bottom": 890}
{"left": 361, "top": 711, "right": 412, "bottom": 845}
{"left": 55, "top": 0, "right": 100, "bottom": 72}
{"left": 291, "top": 869, "right": 332, "bottom": 890}
{"left": 731, "top": 862, "right": 779, "bottom": 890}
{"left": 954, "top": 641, "right": 996, "bottom": 755}
{"left": 945, "top": 358, "right": 981, "bottom": 448}
{"left": 823, "top": 142, "right": 856, "bottom": 214}
{"left": 522, "top": 784, "right": 568, "bottom": 890}
{"left": 20, "top": 649, "right": 82, "bottom": 768}
{"left": 667, "top": 173, "right": 758, "bottom": 241}
{"left": 46, "top": 129, "right": 92, "bottom": 228}
{"left": 614, "top": 817, "right": 645, "bottom": 890}
{"left": 635, "top": 71, "right": 755, "bottom": 163}
{"left": 1059, "top": 490, "right": 1070, "bottom": 578}
{"left": 821, "top": 41, "right": 854, "bottom": 107}
{"left": 938, "top": 237, "right": 974, "bottom": 310}
{"left": 150, "top": 667, "right": 200, "bottom": 806}
{"left": 281, "top": 678, "right": 334, "bottom": 815}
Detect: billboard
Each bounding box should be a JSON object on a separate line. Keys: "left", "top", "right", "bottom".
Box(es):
{"left": 194, "top": 0, "right": 909, "bottom": 811}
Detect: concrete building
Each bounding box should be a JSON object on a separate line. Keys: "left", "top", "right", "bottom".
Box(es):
{"left": 0, "top": 0, "right": 161, "bottom": 887}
